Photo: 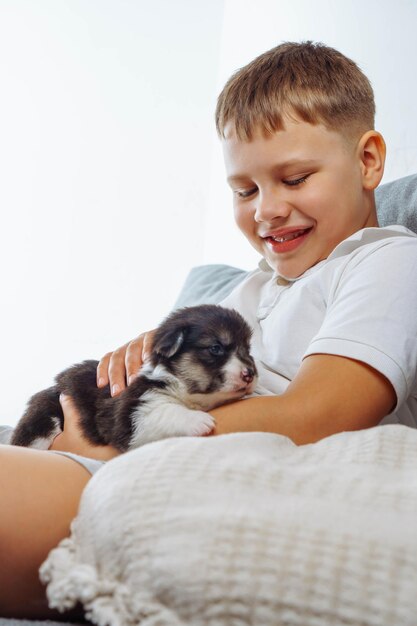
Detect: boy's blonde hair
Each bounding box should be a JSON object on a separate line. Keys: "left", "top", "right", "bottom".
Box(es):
{"left": 215, "top": 41, "right": 375, "bottom": 143}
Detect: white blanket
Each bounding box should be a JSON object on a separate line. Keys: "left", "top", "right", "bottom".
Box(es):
{"left": 40, "top": 425, "right": 417, "bottom": 626}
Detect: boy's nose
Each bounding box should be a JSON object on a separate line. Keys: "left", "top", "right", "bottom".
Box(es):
{"left": 254, "top": 192, "right": 292, "bottom": 222}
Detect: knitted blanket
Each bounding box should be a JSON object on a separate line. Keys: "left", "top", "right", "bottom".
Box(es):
{"left": 40, "top": 425, "right": 417, "bottom": 626}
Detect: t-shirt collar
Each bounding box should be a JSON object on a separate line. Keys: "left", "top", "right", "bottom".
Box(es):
{"left": 257, "top": 257, "right": 326, "bottom": 284}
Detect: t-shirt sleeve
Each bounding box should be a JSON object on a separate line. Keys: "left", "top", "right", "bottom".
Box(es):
{"left": 303, "top": 238, "right": 417, "bottom": 409}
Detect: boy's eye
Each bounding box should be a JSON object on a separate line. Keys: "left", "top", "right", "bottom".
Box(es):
{"left": 234, "top": 187, "right": 257, "bottom": 198}
{"left": 283, "top": 175, "right": 309, "bottom": 187}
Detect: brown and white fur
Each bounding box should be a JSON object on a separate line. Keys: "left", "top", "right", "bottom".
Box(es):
{"left": 11, "top": 305, "right": 257, "bottom": 452}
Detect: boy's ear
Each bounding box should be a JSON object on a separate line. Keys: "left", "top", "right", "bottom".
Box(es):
{"left": 358, "top": 130, "right": 386, "bottom": 191}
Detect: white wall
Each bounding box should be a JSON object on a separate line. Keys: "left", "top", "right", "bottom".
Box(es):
{"left": 203, "top": 0, "right": 417, "bottom": 270}
{"left": 0, "top": 0, "right": 224, "bottom": 424}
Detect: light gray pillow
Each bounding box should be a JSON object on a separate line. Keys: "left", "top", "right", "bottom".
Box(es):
{"left": 174, "top": 173, "right": 417, "bottom": 308}
{"left": 376, "top": 173, "right": 417, "bottom": 232}
{"left": 174, "top": 263, "right": 247, "bottom": 308}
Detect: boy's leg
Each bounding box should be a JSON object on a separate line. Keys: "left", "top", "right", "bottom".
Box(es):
{"left": 0, "top": 444, "right": 90, "bottom": 619}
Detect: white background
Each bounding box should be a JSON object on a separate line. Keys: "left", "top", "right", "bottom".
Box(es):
{"left": 1, "top": 0, "right": 416, "bottom": 425}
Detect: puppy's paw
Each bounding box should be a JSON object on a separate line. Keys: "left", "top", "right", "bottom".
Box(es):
{"left": 187, "top": 410, "right": 216, "bottom": 437}
{"left": 130, "top": 405, "right": 216, "bottom": 447}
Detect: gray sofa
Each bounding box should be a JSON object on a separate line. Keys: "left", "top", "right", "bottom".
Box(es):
{"left": 1, "top": 173, "right": 416, "bottom": 625}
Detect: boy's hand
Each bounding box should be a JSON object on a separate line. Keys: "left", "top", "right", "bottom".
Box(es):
{"left": 49, "top": 394, "right": 120, "bottom": 460}
{"left": 96, "top": 330, "right": 156, "bottom": 397}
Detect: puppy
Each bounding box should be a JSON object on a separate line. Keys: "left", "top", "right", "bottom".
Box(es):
{"left": 11, "top": 305, "right": 257, "bottom": 451}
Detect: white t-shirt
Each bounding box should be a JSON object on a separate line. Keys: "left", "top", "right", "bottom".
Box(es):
{"left": 220, "top": 226, "right": 417, "bottom": 428}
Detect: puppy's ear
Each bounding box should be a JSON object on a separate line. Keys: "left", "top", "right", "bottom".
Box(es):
{"left": 153, "top": 329, "right": 186, "bottom": 358}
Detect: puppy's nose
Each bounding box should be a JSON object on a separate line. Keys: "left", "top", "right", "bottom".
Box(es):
{"left": 241, "top": 367, "right": 255, "bottom": 384}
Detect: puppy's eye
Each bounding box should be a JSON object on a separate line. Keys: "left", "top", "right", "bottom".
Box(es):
{"left": 208, "top": 344, "right": 225, "bottom": 356}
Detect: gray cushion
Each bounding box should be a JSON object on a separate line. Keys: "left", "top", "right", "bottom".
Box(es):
{"left": 0, "top": 425, "right": 13, "bottom": 444}
{"left": 376, "top": 173, "right": 417, "bottom": 232}
{"left": 174, "top": 264, "right": 247, "bottom": 308}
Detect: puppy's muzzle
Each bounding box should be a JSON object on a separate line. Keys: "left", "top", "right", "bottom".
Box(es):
{"left": 241, "top": 367, "right": 256, "bottom": 384}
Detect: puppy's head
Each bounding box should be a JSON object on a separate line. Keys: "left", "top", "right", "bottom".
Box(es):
{"left": 149, "top": 305, "right": 257, "bottom": 410}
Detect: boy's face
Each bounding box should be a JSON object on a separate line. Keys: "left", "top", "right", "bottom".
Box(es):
{"left": 222, "top": 118, "right": 377, "bottom": 278}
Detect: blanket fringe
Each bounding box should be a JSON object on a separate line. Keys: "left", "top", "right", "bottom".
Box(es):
{"left": 40, "top": 536, "right": 184, "bottom": 625}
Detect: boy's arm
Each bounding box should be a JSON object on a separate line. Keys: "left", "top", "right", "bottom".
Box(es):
{"left": 209, "top": 353, "right": 396, "bottom": 445}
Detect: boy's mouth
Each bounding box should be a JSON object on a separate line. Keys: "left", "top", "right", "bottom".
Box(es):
{"left": 262, "top": 227, "right": 313, "bottom": 252}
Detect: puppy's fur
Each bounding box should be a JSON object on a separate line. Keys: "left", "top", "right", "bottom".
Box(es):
{"left": 11, "top": 305, "right": 257, "bottom": 451}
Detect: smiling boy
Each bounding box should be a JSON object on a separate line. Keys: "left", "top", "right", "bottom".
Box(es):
{"left": 10, "top": 41, "right": 417, "bottom": 619}
{"left": 97, "top": 41, "right": 417, "bottom": 445}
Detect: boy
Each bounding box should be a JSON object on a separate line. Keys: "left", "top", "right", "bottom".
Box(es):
{"left": 94, "top": 41, "right": 417, "bottom": 445}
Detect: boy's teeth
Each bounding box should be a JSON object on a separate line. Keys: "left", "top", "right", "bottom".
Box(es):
{"left": 272, "top": 229, "right": 306, "bottom": 242}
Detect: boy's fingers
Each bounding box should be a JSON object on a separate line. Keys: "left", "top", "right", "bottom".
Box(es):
{"left": 126, "top": 331, "right": 156, "bottom": 384}
{"left": 125, "top": 336, "right": 145, "bottom": 385}
{"left": 142, "top": 330, "right": 155, "bottom": 363}
{"left": 96, "top": 353, "right": 112, "bottom": 388}
{"left": 107, "top": 345, "right": 129, "bottom": 396}
{"left": 96, "top": 330, "right": 156, "bottom": 395}
{"left": 96, "top": 345, "right": 131, "bottom": 395}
